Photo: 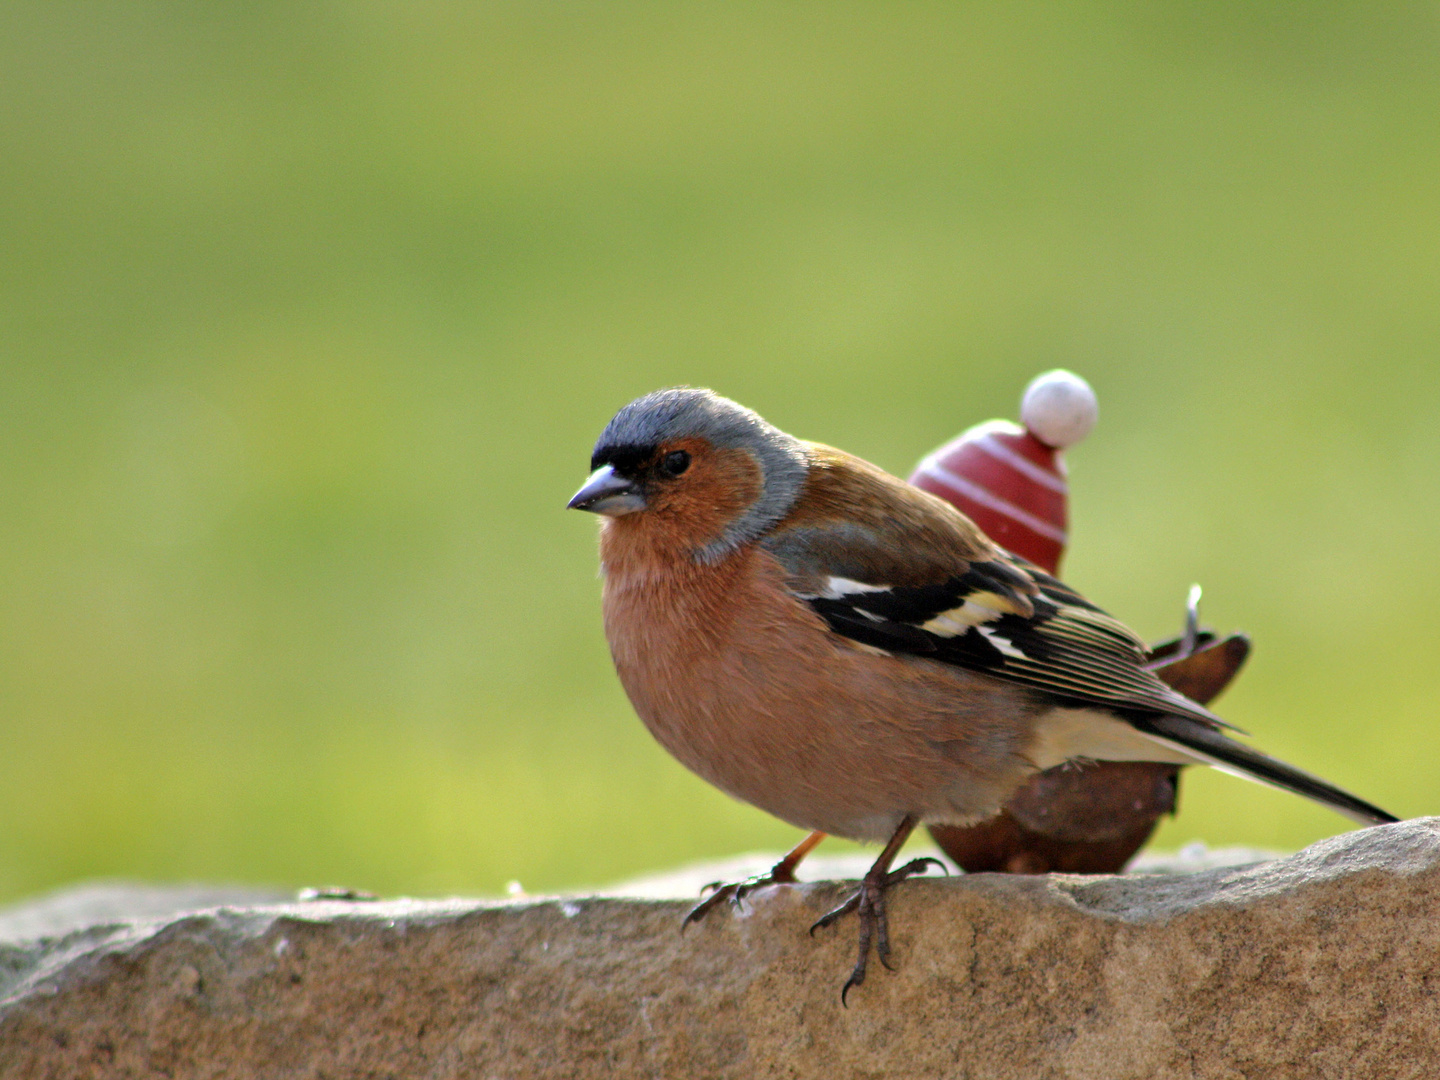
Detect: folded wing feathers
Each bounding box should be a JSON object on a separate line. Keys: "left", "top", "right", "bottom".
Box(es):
{"left": 764, "top": 481, "right": 1395, "bottom": 823}
{"left": 795, "top": 552, "right": 1231, "bottom": 730}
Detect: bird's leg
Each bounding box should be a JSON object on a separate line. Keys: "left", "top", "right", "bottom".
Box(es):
{"left": 809, "top": 815, "right": 946, "bottom": 1004}
{"left": 683, "top": 829, "right": 827, "bottom": 928}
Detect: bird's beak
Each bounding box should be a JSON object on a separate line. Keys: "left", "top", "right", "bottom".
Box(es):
{"left": 567, "top": 465, "right": 646, "bottom": 516}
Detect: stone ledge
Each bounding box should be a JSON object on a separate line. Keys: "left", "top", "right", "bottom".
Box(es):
{"left": 2, "top": 819, "right": 1437, "bottom": 1079}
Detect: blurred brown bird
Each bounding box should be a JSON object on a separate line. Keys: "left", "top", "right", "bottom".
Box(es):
{"left": 569, "top": 387, "right": 1396, "bottom": 1001}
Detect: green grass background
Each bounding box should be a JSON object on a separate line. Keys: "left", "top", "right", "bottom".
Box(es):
{"left": 2, "top": 2, "right": 1438, "bottom": 903}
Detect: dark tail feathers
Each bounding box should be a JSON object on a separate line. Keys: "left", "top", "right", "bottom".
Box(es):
{"left": 1137, "top": 714, "right": 1398, "bottom": 827}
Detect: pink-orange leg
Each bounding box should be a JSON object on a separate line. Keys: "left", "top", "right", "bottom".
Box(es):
{"left": 683, "top": 829, "right": 827, "bottom": 928}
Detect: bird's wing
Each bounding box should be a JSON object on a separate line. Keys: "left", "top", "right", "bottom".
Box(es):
{"left": 763, "top": 445, "right": 1230, "bottom": 730}
{"left": 761, "top": 445, "right": 1398, "bottom": 827}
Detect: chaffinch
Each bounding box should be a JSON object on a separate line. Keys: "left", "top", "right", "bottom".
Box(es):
{"left": 568, "top": 387, "right": 1396, "bottom": 1001}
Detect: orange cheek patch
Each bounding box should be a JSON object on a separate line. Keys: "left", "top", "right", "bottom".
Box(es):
{"left": 647, "top": 443, "right": 764, "bottom": 549}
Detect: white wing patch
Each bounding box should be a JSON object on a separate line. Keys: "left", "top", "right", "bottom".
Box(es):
{"left": 817, "top": 576, "right": 891, "bottom": 600}
{"left": 977, "top": 626, "right": 1027, "bottom": 658}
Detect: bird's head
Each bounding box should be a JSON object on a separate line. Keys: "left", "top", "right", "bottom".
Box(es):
{"left": 568, "top": 388, "right": 808, "bottom": 562}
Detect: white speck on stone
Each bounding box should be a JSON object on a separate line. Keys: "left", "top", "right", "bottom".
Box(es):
{"left": 273, "top": 937, "right": 290, "bottom": 957}
{"left": 560, "top": 901, "right": 581, "bottom": 918}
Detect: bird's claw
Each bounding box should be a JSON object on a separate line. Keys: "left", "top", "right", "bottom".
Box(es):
{"left": 811, "top": 854, "right": 945, "bottom": 1005}
{"left": 902, "top": 856, "right": 949, "bottom": 878}
{"left": 683, "top": 866, "right": 797, "bottom": 931}
{"left": 808, "top": 893, "right": 860, "bottom": 936}
{"left": 682, "top": 883, "right": 739, "bottom": 931}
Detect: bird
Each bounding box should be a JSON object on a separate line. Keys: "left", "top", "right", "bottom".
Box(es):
{"left": 567, "top": 387, "right": 1397, "bottom": 1002}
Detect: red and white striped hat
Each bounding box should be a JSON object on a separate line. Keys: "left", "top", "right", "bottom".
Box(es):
{"left": 908, "top": 370, "right": 1097, "bottom": 575}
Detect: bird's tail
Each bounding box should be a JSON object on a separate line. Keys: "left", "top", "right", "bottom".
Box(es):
{"left": 1136, "top": 714, "right": 1398, "bottom": 826}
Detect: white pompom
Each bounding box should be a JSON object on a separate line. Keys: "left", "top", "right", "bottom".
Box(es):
{"left": 1019, "top": 369, "right": 1098, "bottom": 449}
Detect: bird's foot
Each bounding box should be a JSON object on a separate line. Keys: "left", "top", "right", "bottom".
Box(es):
{"left": 683, "top": 861, "right": 802, "bottom": 930}
{"left": 683, "top": 830, "right": 827, "bottom": 930}
{"left": 810, "top": 856, "right": 947, "bottom": 1005}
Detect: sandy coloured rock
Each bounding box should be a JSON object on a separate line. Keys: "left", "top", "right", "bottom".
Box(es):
{"left": 1, "top": 819, "right": 1437, "bottom": 1079}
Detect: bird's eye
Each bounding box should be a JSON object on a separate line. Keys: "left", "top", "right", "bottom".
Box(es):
{"left": 660, "top": 450, "right": 691, "bottom": 477}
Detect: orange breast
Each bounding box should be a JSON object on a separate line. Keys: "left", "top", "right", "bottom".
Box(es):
{"left": 596, "top": 523, "right": 1045, "bottom": 841}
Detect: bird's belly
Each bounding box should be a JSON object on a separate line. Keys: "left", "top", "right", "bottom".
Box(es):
{"left": 601, "top": 564, "right": 1042, "bottom": 841}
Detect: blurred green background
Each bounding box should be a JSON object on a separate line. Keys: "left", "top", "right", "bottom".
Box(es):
{"left": 2, "top": 2, "right": 1438, "bottom": 904}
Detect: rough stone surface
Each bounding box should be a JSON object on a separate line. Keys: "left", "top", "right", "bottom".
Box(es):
{"left": 2, "top": 820, "right": 1438, "bottom": 1079}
